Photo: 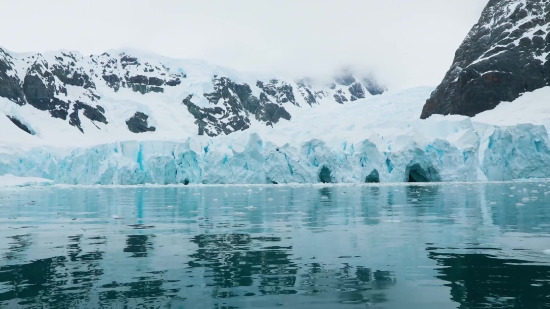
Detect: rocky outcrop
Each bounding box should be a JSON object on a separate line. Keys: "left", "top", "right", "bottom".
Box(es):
{"left": 6, "top": 116, "right": 33, "bottom": 135}
{"left": 0, "top": 49, "right": 26, "bottom": 105}
{"left": 421, "top": 0, "right": 550, "bottom": 119}
{"left": 126, "top": 112, "right": 156, "bottom": 133}
{"left": 183, "top": 76, "right": 292, "bottom": 136}
{"left": 0, "top": 47, "right": 386, "bottom": 138}
{"left": 69, "top": 102, "right": 107, "bottom": 133}
{"left": 93, "top": 52, "right": 185, "bottom": 94}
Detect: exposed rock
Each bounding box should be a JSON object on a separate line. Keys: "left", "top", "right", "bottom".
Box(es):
{"left": 0, "top": 49, "right": 26, "bottom": 105}
{"left": 126, "top": 112, "right": 156, "bottom": 133}
{"left": 362, "top": 77, "right": 387, "bottom": 95}
{"left": 23, "top": 62, "right": 70, "bottom": 120}
{"left": 183, "top": 76, "right": 292, "bottom": 136}
{"left": 256, "top": 79, "right": 297, "bottom": 105}
{"left": 348, "top": 82, "right": 366, "bottom": 101}
{"left": 6, "top": 116, "right": 33, "bottom": 135}
{"left": 334, "top": 89, "right": 348, "bottom": 104}
{"left": 69, "top": 101, "right": 108, "bottom": 133}
{"left": 421, "top": 0, "right": 550, "bottom": 119}
{"left": 334, "top": 73, "right": 356, "bottom": 86}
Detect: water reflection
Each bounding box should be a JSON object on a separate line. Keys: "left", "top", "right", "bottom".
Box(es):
{"left": 0, "top": 183, "right": 548, "bottom": 308}
{"left": 429, "top": 251, "right": 550, "bottom": 309}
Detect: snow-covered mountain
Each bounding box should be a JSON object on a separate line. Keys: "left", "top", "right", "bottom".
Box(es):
{"left": 2, "top": 0, "right": 550, "bottom": 186}
{"left": 421, "top": 0, "right": 550, "bottom": 119}
{"left": 0, "top": 47, "right": 386, "bottom": 141}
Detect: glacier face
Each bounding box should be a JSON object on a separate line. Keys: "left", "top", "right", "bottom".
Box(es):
{"left": 1, "top": 117, "right": 549, "bottom": 185}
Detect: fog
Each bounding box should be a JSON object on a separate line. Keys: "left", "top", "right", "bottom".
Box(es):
{"left": 0, "top": 0, "right": 488, "bottom": 89}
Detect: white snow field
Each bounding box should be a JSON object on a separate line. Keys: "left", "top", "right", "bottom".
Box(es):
{"left": 1, "top": 51, "right": 550, "bottom": 185}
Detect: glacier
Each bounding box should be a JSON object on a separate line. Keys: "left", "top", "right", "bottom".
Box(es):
{"left": 2, "top": 84, "right": 550, "bottom": 185}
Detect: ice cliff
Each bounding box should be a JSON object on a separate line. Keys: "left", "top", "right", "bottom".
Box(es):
{"left": 2, "top": 87, "right": 550, "bottom": 185}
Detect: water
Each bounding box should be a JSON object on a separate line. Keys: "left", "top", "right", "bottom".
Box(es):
{"left": 1, "top": 183, "right": 550, "bottom": 309}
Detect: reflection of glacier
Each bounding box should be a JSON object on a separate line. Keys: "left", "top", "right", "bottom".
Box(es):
{"left": 2, "top": 118, "right": 550, "bottom": 185}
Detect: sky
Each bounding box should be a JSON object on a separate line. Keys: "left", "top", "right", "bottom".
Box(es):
{"left": 0, "top": 0, "right": 488, "bottom": 90}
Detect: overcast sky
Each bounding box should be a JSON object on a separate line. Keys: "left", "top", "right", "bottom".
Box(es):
{"left": 0, "top": 0, "right": 488, "bottom": 90}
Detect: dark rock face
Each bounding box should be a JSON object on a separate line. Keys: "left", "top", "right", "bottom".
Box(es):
{"left": 6, "top": 116, "right": 33, "bottom": 135}
{"left": 0, "top": 49, "right": 26, "bottom": 105}
{"left": 348, "top": 82, "right": 366, "bottom": 101}
{"left": 421, "top": 0, "right": 550, "bottom": 119}
{"left": 183, "top": 76, "right": 292, "bottom": 136}
{"left": 69, "top": 101, "right": 108, "bottom": 133}
{"left": 94, "top": 52, "right": 185, "bottom": 94}
{"left": 334, "top": 89, "right": 348, "bottom": 104}
{"left": 126, "top": 112, "right": 156, "bottom": 133}
{"left": 362, "top": 77, "right": 387, "bottom": 95}
{"left": 23, "top": 62, "right": 70, "bottom": 120}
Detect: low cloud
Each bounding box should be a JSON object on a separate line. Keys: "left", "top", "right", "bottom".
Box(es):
{"left": 0, "top": 0, "right": 488, "bottom": 90}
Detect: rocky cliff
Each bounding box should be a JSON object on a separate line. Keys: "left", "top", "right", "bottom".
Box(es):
{"left": 421, "top": 0, "right": 550, "bottom": 119}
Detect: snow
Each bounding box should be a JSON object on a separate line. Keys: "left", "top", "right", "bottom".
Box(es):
{"left": 0, "top": 174, "right": 53, "bottom": 188}
{"left": 1, "top": 84, "right": 550, "bottom": 185}
{"left": 473, "top": 87, "right": 550, "bottom": 127}
{"left": 1, "top": 47, "right": 550, "bottom": 185}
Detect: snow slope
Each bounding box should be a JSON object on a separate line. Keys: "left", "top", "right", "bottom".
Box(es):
{"left": 0, "top": 47, "right": 386, "bottom": 145}
{"left": 2, "top": 85, "right": 550, "bottom": 185}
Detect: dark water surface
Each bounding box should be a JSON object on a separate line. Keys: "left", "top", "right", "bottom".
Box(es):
{"left": 1, "top": 183, "right": 550, "bottom": 309}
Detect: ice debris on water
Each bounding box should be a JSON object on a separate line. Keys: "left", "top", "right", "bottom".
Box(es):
{"left": 112, "top": 215, "right": 124, "bottom": 219}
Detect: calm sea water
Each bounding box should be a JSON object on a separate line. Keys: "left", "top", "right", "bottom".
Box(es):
{"left": 1, "top": 183, "right": 550, "bottom": 309}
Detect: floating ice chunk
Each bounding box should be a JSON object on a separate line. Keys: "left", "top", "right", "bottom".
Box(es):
{"left": 245, "top": 206, "right": 257, "bottom": 210}
{"left": 515, "top": 203, "right": 525, "bottom": 207}
{"left": 543, "top": 249, "right": 550, "bottom": 255}
{"left": 166, "top": 205, "right": 174, "bottom": 209}
{"left": 411, "top": 198, "right": 419, "bottom": 202}
{"left": 233, "top": 212, "right": 246, "bottom": 216}
{"left": 112, "top": 215, "right": 124, "bottom": 219}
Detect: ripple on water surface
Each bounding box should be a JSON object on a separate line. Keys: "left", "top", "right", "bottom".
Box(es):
{"left": 1, "top": 183, "right": 550, "bottom": 308}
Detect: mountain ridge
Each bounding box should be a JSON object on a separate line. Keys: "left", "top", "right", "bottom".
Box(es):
{"left": 0, "top": 47, "right": 386, "bottom": 139}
